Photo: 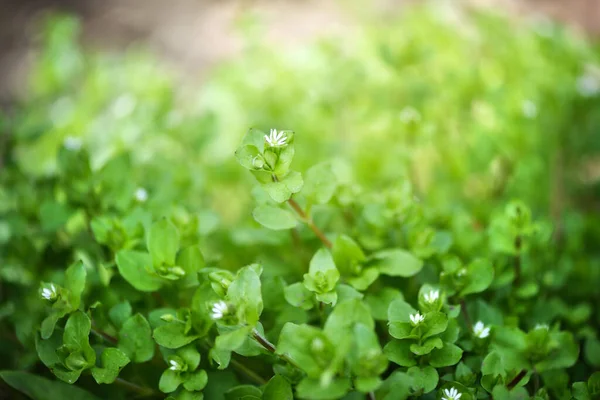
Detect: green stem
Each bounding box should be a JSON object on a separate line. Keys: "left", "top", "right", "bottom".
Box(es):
{"left": 114, "top": 377, "right": 158, "bottom": 397}
{"left": 200, "top": 339, "right": 268, "bottom": 385}
{"left": 229, "top": 357, "right": 268, "bottom": 385}
{"left": 460, "top": 299, "right": 472, "bottom": 331}
{"left": 91, "top": 326, "right": 117, "bottom": 345}
{"left": 287, "top": 197, "right": 332, "bottom": 248}
{"left": 251, "top": 328, "right": 303, "bottom": 371}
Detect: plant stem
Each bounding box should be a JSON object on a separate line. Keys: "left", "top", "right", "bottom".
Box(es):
{"left": 460, "top": 299, "right": 472, "bottom": 331}
{"left": 251, "top": 328, "right": 303, "bottom": 370}
{"left": 229, "top": 357, "right": 268, "bottom": 385}
{"left": 514, "top": 235, "right": 522, "bottom": 285}
{"left": 368, "top": 391, "right": 376, "bottom": 400}
{"left": 287, "top": 197, "right": 332, "bottom": 248}
{"left": 91, "top": 326, "right": 118, "bottom": 345}
{"left": 114, "top": 377, "right": 158, "bottom": 397}
{"left": 507, "top": 369, "right": 527, "bottom": 389}
{"left": 200, "top": 338, "right": 268, "bottom": 385}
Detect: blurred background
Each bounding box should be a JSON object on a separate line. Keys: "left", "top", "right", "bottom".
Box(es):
{"left": 1, "top": 0, "right": 600, "bottom": 103}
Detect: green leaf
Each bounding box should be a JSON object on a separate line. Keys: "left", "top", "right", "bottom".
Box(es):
{"left": 422, "top": 312, "right": 448, "bottom": 339}
{"left": 284, "top": 282, "right": 314, "bottom": 310}
{"left": 277, "top": 323, "right": 329, "bottom": 378}
{"left": 148, "top": 218, "right": 180, "bottom": 266}
{"left": 240, "top": 128, "right": 266, "bottom": 153}
{"left": 373, "top": 249, "right": 423, "bottom": 277}
{"left": 215, "top": 327, "right": 251, "bottom": 351}
{"left": 584, "top": 337, "right": 600, "bottom": 368}
{"left": 346, "top": 267, "right": 379, "bottom": 291}
{"left": 115, "top": 250, "right": 162, "bottom": 292}
{"left": 303, "top": 162, "right": 337, "bottom": 204}
{"left": 91, "top": 348, "right": 130, "bottom": 384}
{"left": 64, "top": 261, "right": 86, "bottom": 309}
{"left": 324, "top": 299, "right": 373, "bottom": 339}
{"left": 252, "top": 206, "right": 297, "bottom": 230}
{"left": 296, "top": 377, "right": 351, "bottom": 400}
{"left": 332, "top": 235, "right": 366, "bottom": 276}
{"left": 377, "top": 371, "right": 412, "bottom": 400}
{"left": 407, "top": 366, "right": 438, "bottom": 393}
{"left": 482, "top": 351, "right": 505, "bottom": 378}
{"left": 235, "top": 144, "right": 261, "bottom": 170}
{"left": 336, "top": 284, "right": 364, "bottom": 303}
{"left": 535, "top": 331, "right": 579, "bottom": 372}
{"left": 119, "top": 314, "right": 155, "bottom": 363}
{"left": 227, "top": 266, "right": 263, "bottom": 325}
{"left": 384, "top": 340, "right": 417, "bottom": 367}
{"left": 356, "top": 376, "right": 383, "bottom": 393}
{"left": 410, "top": 337, "right": 443, "bottom": 356}
{"left": 262, "top": 171, "right": 303, "bottom": 203}
{"left": 263, "top": 375, "right": 293, "bottom": 400}
{"left": 183, "top": 369, "right": 208, "bottom": 391}
{"left": 460, "top": 259, "right": 494, "bottom": 296}
{"left": 159, "top": 369, "right": 184, "bottom": 393}
{"left": 0, "top": 370, "right": 101, "bottom": 400}
{"left": 177, "top": 245, "right": 205, "bottom": 287}
{"left": 209, "top": 347, "right": 232, "bottom": 370}
{"left": 572, "top": 382, "right": 590, "bottom": 400}
{"left": 109, "top": 301, "right": 132, "bottom": 330}
{"left": 588, "top": 372, "right": 600, "bottom": 396}
{"left": 388, "top": 298, "right": 416, "bottom": 323}
{"left": 177, "top": 344, "right": 202, "bottom": 370}
{"left": 429, "top": 343, "right": 463, "bottom": 367}
{"left": 224, "top": 385, "right": 263, "bottom": 400}
{"left": 315, "top": 291, "right": 337, "bottom": 305}
{"left": 153, "top": 323, "right": 199, "bottom": 349}
{"left": 41, "top": 311, "right": 66, "bottom": 340}
{"left": 63, "top": 311, "right": 95, "bottom": 368}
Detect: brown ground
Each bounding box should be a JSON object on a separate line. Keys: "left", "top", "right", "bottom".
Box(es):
{"left": 0, "top": 0, "right": 599, "bottom": 104}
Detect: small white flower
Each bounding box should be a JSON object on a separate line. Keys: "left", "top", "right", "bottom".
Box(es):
{"left": 264, "top": 129, "right": 287, "bottom": 147}
{"left": 134, "top": 187, "right": 148, "bottom": 202}
{"left": 423, "top": 290, "right": 440, "bottom": 304}
{"left": 442, "top": 387, "right": 462, "bottom": 400}
{"left": 63, "top": 136, "right": 82, "bottom": 151}
{"left": 211, "top": 301, "right": 228, "bottom": 320}
{"left": 169, "top": 359, "right": 181, "bottom": 371}
{"left": 409, "top": 312, "right": 425, "bottom": 326}
{"left": 522, "top": 100, "right": 538, "bottom": 119}
{"left": 41, "top": 284, "right": 58, "bottom": 301}
{"left": 534, "top": 323, "right": 549, "bottom": 330}
{"left": 473, "top": 321, "right": 491, "bottom": 339}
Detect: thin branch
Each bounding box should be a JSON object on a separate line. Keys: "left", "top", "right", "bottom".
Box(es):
{"left": 514, "top": 235, "right": 522, "bottom": 285}
{"left": 200, "top": 338, "right": 268, "bottom": 385}
{"left": 91, "top": 326, "right": 118, "bottom": 345}
{"left": 368, "top": 391, "right": 376, "bottom": 400}
{"left": 460, "top": 299, "right": 472, "bottom": 331}
{"left": 114, "top": 377, "right": 159, "bottom": 397}
{"left": 251, "top": 328, "right": 303, "bottom": 370}
{"left": 287, "top": 197, "right": 332, "bottom": 249}
{"left": 229, "top": 357, "right": 268, "bottom": 385}
{"left": 507, "top": 370, "right": 527, "bottom": 389}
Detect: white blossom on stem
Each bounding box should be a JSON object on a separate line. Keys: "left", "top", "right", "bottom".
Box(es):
{"left": 423, "top": 290, "right": 440, "bottom": 304}
{"left": 264, "top": 129, "right": 287, "bottom": 147}
{"left": 211, "top": 301, "right": 229, "bottom": 320}
{"left": 473, "top": 321, "right": 491, "bottom": 338}
{"left": 442, "top": 387, "right": 462, "bottom": 400}
{"left": 41, "top": 284, "right": 58, "bottom": 301}
{"left": 409, "top": 312, "right": 425, "bottom": 326}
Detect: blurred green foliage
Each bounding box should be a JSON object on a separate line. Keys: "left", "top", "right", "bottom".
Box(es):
{"left": 1, "top": 4, "right": 600, "bottom": 399}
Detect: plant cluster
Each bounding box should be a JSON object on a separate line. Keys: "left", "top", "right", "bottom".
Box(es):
{"left": 1, "top": 4, "right": 600, "bottom": 400}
